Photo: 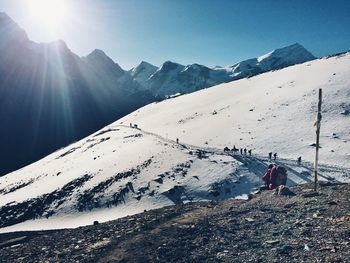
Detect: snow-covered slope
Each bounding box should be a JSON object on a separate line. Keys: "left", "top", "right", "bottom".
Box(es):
{"left": 121, "top": 52, "right": 349, "bottom": 169}
{"left": 139, "top": 43, "right": 315, "bottom": 98}
{"left": 1, "top": 52, "right": 349, "bottom": 233}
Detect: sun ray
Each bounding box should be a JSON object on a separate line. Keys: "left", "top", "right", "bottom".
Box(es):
{"left": 29, "top": 0, "right": 68, "bottom": 31}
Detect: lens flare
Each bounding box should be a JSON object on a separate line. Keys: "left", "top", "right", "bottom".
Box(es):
{"left": 29, "top": 0, "right": 68, "bottom": 30}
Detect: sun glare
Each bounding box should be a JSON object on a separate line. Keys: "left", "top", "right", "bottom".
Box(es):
{"left": 29, "top": 0, "right": 68, "bottom": 30}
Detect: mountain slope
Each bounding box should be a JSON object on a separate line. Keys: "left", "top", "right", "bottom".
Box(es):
{"left": 120, "top": 52, "right": 350, "bottom": 168}
{"left": 0, "top": 52, "right": 349, "bottom": 232}
{"left": 0, "top": 13, "right": 155, "bottom": 176}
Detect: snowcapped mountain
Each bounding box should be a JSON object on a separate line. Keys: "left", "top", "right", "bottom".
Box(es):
{"left": 1, "top": 51, "right": 349, "bottom": 232}
{"left": 226, "top": 43, "right": 316, "bottom": 79}
{"left": 134, "top": 43, "right": 315, "bottom": 98}
{"left": 0, "top": 13, "right": 154, "bottom": 176}
{"left": 146, "top": 62, "right": 222, "bottom": 98}
{"left": 84, "top": 49, "right": 125, "bottom": 79}
{"left": 130, "top": 61, "right": 158, "bottom": 88}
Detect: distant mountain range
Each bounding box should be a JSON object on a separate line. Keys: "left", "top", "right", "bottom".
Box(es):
{"left": 130, "top": 43, "right": 315, "bottom": 98}
{"left": 0, "top": 12, "right": 315, "bottom": 176}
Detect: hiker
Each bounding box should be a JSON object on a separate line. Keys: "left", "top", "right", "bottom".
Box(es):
{"left": 297, "top": 156, "right": 302, "bottom": 165}
{"left": 248, "top": 149, "right": 252, "bottom": 156}
{"left": 130, "top": 123, "right": 133, "bottom": 128}
{"left": 232, "top": 146, "right": 239, "bottom": 154}
{"left": 262, "top": 164, "right": 275, "bottom": 189}
{"left": 176, "top": 138, "right": 179, "bottom": 144}
{"left": 268, "top": 152, "right": 272, "bottom": 160}
{"left": 273, "top": 152, "right": 277, "bottom": 160}
{"left": 269, "top": 165, "right": 287, "bottom": 190}
{"left": 244, "top": 148, "right": 247, "bottom": 155}
{"left": 240, "top": 148, "right": 243, "bottom": 155}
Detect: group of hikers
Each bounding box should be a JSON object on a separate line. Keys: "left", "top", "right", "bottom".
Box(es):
{"left": 221, "top": 143, "right": 307, "bottom": 191}
{"left": 222, "top": 147, "right": 289, "bottom": 190}
{"left": 224, "top": 145, "right": 252, "bottom": 156}
{"left": 129, "top": 123, "right": 138, "bottom": 129}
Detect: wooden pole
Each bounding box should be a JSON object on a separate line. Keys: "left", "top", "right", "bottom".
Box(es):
{"left": 314, "top": 88, "right": 322, "bottom": 191}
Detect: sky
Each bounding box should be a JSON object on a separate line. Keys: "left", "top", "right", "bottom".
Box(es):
{"left": 0, "top": 0, "right": 349, "bottom": 69}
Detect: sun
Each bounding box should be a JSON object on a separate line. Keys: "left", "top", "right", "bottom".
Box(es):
{"left": 29, "top": 0, "right": 68, "bottom": 30}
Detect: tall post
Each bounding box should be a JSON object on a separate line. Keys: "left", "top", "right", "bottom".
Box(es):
{"left": 314, "top": 88, "right": 322, "bottom": 191}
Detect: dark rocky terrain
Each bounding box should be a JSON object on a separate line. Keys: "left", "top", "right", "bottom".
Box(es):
{"left": 0, "top": 182, "right": 349, "bottom": 263}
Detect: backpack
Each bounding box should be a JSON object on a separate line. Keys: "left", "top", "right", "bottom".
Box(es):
{"left": 270, "top": 166, "right": 287, "bottom": 188}
{"left": 276, "top": 166, "right": 287, "bottom": 186}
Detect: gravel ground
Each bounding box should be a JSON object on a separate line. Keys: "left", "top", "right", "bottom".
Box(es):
{"left": 0, "top": 182, "right": 349, "bottom": 263}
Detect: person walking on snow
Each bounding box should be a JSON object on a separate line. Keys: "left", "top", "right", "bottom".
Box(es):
{"left": 297, "top": 156, "right": 302, "bottom": 165}
{"left": 268, "top": 152, "right": 272, "bottom": 160}
{"left": 273, "top": 153, "right": 277, "bottom": 160}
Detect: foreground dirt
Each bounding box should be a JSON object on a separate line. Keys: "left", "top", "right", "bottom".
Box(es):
{"left": 0, "top": 182, "right": 349, "bottom": 263}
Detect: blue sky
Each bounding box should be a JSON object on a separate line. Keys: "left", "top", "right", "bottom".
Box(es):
{"left": 1, "top": 0, "right": 349, "bottom": 69}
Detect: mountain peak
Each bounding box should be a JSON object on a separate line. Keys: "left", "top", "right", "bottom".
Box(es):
{"left": 258, "top": 43, "right": 315, "bottom": 64}
{"left": 0, "top": 11, "right": 11, "bottom": 21}
{"left": 290, "top": 42, "right": 303, "bottom": 48}
{"left": 0, "top": 12, "right": 28, "bottom": 45}
{"left": 275, "top": 43, "right": 313, "bottom": 55}
{"left": 86, "top": 49, "right": 120, "bottom": 67}
{"left": 87, "top": 49, "right": 108, "bottom": 59}
{"left": 158, "top": 61, "right": 184, "bottom": 72}
{"left": 130, "top": 61, "right": 158, "bottom": 87}
{"left": 137, "top": 60, "right": 156, "bottom": 68}
{"left": 184, "top": 63, "right": 210, "bottom": 71}
{"left": 132, "top": 60, "right": 158, "bottom": 74}
{"left": 85, "top": 49, "right": 124, "bottom": 77}
{"left": 163, "top": 60, "right": 183, "bottom": 66}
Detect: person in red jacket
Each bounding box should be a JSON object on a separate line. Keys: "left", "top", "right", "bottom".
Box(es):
{"left": 262, "top": 164, "right": 275, "bottom": 189}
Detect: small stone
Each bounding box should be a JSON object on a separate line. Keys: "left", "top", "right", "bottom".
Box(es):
{"left": 327, "top": 200, "right": 338, "bottom": 205}
{"left": 265, "top": 240, "right": 280, "bottom": 245}
{"left": 302, "top": 192, "right": 320, "bottom": 198}
{"left": 313, "top": 213, "right": 324, "bottom": 219}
